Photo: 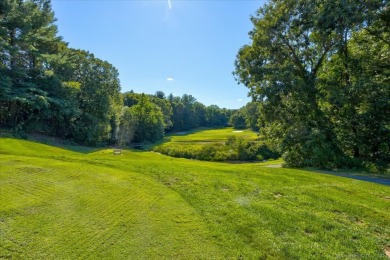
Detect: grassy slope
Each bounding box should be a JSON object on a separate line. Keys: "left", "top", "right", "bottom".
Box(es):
{"left": 1, "top": 137, "right": 389, "bottom": 259}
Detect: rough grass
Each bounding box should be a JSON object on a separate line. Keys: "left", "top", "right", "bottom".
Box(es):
{"left": 1, "top": 137, "right": 390, "bottom": 259}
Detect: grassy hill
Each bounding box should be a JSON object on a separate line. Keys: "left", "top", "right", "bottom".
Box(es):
{"left": 1, "top": 137, "right": 389, "bottom": 259}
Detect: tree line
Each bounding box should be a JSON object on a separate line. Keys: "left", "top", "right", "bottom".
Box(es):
{"left": 2, "top": 0, "right": 387, "bottom": 170}
{"left": 118, "top": 91, "right": 231, "bottom": 145}
{"left": 234, "top": 0, "right": 389, "bottom": 171}
{"left": 0, "top": 0, "right": 231, "bottom": 146}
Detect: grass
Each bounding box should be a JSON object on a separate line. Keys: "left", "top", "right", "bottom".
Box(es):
{"left": 164, "top": 127, "right": 258, "bottom": 143}
{"left": 153, "top": 128, "right": 264, "bottom": 161}
{"left": 1, "top": 137, "right": 390, "bottom": 259}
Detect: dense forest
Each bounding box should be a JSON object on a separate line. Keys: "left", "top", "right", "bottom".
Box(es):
{"left": 0, "top": 0, "right": 231, "bottom": 146}
{"left": 1, "top": 0, "right": 389, "bottom": 171}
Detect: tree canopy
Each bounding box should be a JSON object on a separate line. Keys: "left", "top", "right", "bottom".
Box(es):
{"left": 234, "top": 0, "right": 389, "bottom": 170}
{"left": 0, "top": 0, "right": 234, "bottom": 147}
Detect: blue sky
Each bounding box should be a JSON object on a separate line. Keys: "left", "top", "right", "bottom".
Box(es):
{"left": 51, "top": 0, "right": 265, "bottom": 109}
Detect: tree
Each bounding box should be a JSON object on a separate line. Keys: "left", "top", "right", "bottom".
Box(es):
{"left": 69, "top": 49, "right": 122, "bottom": 145}
{"left": 193, "top": 102, "right": 207, "bottom": 127}
{"left": 234, "top": 0, "right": 387, "bottom": 169}
{"left": 181, "top": 94, "right": 198, "bottom": 130}
{"left": 123, "top": 91, "right": 140, "bottom": 107}
{"left": 318, "top": 22, "right": 390, "bottom": 169}
{"left": 0, "top": 0, "right": 62, "bottom": 130}
{"left": 155, "top": 91, "right": 166, "bottom": 99}
{"left": 0, "top": 1, "right": 127, "bottom": 147}
{"left": 238, "top": 101, "right": 262, "bottom": 131}
{"left": 130, "top": 94, "right": 164, "bottom": 143}
{"left": 205, "top": 105, "right": 228, "bottom": 128}
{"left": 117, "top": 106, "right": 136, "bottom": 146}
{"left": 229, "top": 111, "right": 247, "bottom": 129}
{"left": 170, "top": 99, "right": 185, "bottom": 132}
{"left": 149, "top": 94, "right": 173, "bottom": 130}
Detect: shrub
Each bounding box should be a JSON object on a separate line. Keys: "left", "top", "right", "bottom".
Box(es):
{"left": 154, "top": 136, "right": 279, "bottom": 162}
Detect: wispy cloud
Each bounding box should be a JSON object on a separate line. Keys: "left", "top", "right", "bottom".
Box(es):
{"left": 237, "top": 98, "right": 243, "bottom": 102}
{"left": 168, "top": 0, "right": 172, "bottom": 9}
{"left": 167, "top": 77, "right": 174, "bottom": 81}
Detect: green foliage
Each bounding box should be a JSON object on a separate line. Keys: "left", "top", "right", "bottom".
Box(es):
{"left": 242, "top": 101, "right": 261, "bottom": 131}
{"left": 204, "top": 105, "right": 229, "bottom": 128}
{"left": 0, "top": 0, "right": 61, "bottom": 130}
{"left": 154, "top": 128, "right": 278, "bottom": 162}
{"left": 66, "top": 49, "right": 122, "bottom": 146}
{"left": 130, "top": 94, "right": 164, "bottom": 143}
{"left": 234, "top": 0, "right": 389, "bottom": 171}
{"left": 117, "top": 106, "right": 136, "bottom": 146}
{"left": 228, "top": 102, "right": 261, "bottom": 132}
{"left": 0, "top": 1, "right": 122, "bottom": 146}
{"left": 120, "top": 91, "right": 231, "bottom": 143}
{"left": 167, "top": 95, "right": 230, "bottom": 132}
{"left": 0, "top": 0, "right": 231, "bottom": 147}
{"left": 149, "top": 94, "right": 173, "bottom": 130}
{"left": 318, "top": 27, "right": 390, "bottom": 170}
{"left": 229, "top": 111, "right": 247, "bottom": 129}
{"left": 226, "top": 135, "right": 279, "bottom": 161}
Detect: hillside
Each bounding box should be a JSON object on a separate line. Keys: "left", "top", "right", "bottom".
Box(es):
{"left": 0, "top": 138, "right": 389, "bottom": 259}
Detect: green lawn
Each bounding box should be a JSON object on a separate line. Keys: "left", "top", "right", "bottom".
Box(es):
{"left": 165, "top": 127, "right": 258, "bottom": 143}
{"left": 1, "top": 137, "right": 389, "bottom": 259}
{"left": 152, "top": 128, "right": 264, "bottom": 161}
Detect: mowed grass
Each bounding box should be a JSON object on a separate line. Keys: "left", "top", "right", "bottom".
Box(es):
{"left": 1, "top": 137, "right": 390, "bottom": 259}
{"left": 153, "top": 128, "right": 261, "bottom": 161}
{"left": 167, "top": 127, "right": 258, "bottom": 142}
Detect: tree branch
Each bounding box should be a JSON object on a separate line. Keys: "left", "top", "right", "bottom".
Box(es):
{"left": 280, "top": 35, "right": 307, "bottom": 77}
{"left": 312, "top": 42, "right": 333, "bottom": 77}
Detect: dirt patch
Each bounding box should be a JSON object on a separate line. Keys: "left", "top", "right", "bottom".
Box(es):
{"left": 265, "top": 164, "right": 282, "bottom": 168}
{"left": 273, "top": 191, "right": 284, "bottom": 198}
{"left": 235, "top": 196, "right": 250, "bottom": 206}
{"left": 384, "top": 246, "right": 390, "bottom": 258}
{"left": 221, "top": 187, "right": 230, "bottom": 192}
{"left": 233, "top": 131, "right": 243, "bottom": 133}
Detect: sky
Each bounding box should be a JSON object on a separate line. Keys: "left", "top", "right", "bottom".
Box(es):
{"left": 51, "top": 0, "right": 265, "bottom": 109}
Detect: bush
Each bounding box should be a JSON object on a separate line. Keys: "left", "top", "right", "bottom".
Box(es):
{"left": 227, "top": 136, "right": 279, "bottom": 161}
{"left": 281, "top": 128, "right": 345, "bottom": 170}
{"left": 154, "top": 136, "right": 279, "bottom": 162}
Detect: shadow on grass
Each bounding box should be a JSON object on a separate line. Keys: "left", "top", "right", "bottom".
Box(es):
{"left": 11, "top": 133, "right": 105, "bottom": 154}
{"left": 32, "top": 139, "right": 104, "bottom": 154}
{"left": 301, "top": 168, "right": 390, "bottom": 186}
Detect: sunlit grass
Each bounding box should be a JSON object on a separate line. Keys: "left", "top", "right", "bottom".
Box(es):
{"left": 166, "top": 127, "right": 258, "bottom": 142}
{"left": 1, "top": 137, "right": 389, "bottom": 259}
{"left": 153, "top": 127, "right": 262, "bottom": 161}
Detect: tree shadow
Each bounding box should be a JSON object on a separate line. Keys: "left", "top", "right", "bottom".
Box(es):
{"left": 299, "top": 168, "right": 390, "bottom": 186}
{"left": 17, "top": 134, "right": 106, "bottom": 154}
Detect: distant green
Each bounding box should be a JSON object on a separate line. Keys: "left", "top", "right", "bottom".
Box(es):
{"left": 1, "top": 137, "right": 389, "bottom": 259}
{"left": 153, "top": 128, "right": 274, "bottom": 161}
{"left": 166, "top": 127, "right": 258, "bottom": 142}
